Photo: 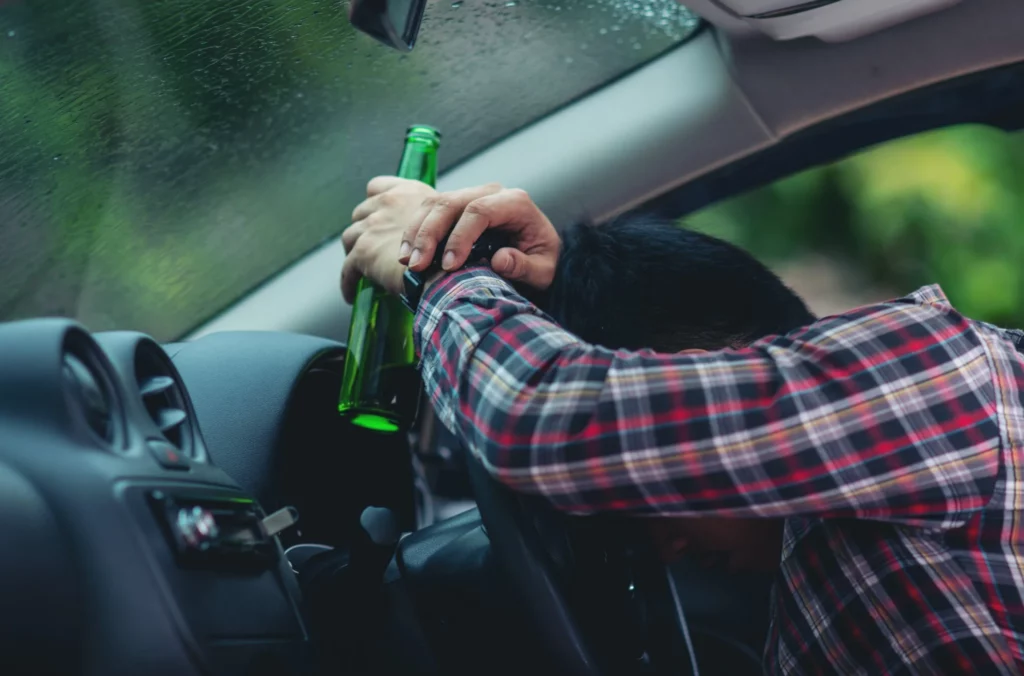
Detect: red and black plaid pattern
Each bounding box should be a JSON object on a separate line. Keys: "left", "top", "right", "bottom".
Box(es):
{"left": 415, "top": 267, "right": 1024, "bottom": 674}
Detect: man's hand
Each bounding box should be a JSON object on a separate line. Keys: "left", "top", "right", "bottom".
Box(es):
{"left": 341, "top": 177, "right": 561, "bottom": 303}
{"left": 340, "top": 177, "right": 436, "bottom": 303}
{"left": 398, "top": 183, "right": 561, "bottom": 292}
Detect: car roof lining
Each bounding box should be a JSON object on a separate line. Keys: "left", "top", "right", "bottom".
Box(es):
{"left": 643, "top": 59, "right": 1024, "bottom": 220}
{"left": 681, "top": 0, "right": 963, "bottom": 42}
{"left": 190, "top": 0, "right": 1024, "bottom": 340}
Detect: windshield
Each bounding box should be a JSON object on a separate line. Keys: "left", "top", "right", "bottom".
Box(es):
{"left": 0, "top": 0, "right": 701, "bottom": 341}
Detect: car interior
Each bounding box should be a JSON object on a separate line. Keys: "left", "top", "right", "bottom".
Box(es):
{"left": 1, "top": 0, "right": 1023, "bottom": 675}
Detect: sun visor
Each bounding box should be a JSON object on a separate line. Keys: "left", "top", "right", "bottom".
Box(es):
{"left": 683, "top": 0, "right": 963, "bottom": 42}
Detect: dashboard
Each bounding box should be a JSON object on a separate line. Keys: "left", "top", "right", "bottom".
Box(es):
{"left": 0, "top": 318, "right": 414, "bottom": 676}
{"left": 0, "top": 317, "right": 778, "bottom": 676}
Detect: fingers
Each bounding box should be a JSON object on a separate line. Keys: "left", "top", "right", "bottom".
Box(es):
{"left": 366, "top": 175, "right": 406, "bottom": 196}
{"left": 396, "top": 196, "right": 441, "bottom": 264}
{"left": 340, "top": 252, "right": 363, "bottom": 305}
{"left": 491, "top": 247, "right": 556, "bottom": 290}
{"left": 351, "top": 194, "right": 382, "bottom": 223}
{"left": 356, "top": 176, "right": 431, "bottom": 221}
{"left": 490, "top": 247, "right": 528, "bottom": 278}
{"left": 341, "top": 221, "right": 365, "bottom": 254}
{"left": 442, "top": 189, "right": 535, "bottom": 271}
{"left": 407, "top": 183, "right": 503, "bottom": 271}
{"left": 400, "top": 212, "right": 427, "bottom": 265}
{"left": 407, "top": 194, "right": 462, "bottom": 271}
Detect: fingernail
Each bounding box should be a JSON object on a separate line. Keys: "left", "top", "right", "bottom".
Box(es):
{"left": 399, "top": 242, "right": 411, "bottom": 259}
{"left": 442, "top": 251, "right": 455, "bottom": 270}
{"left": 501, "top": 254, "right": 514, "bottom": 273}
{"left": 409, "top": 250, "right": 422, "bottom": 268}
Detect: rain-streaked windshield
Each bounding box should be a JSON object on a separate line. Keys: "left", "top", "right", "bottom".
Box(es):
{"left": 0, "top": 0, "right": 701, "bottom": 340}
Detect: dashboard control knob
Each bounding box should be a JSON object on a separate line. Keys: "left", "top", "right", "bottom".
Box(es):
{"left": 175, "top": 505, "right": 219, "bottom": 550}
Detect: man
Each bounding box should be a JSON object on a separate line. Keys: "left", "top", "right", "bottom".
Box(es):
{"left": 544, "top": 214, "right": 814, "bottom": 573}
{"left": 546, "top": 216, "right": 815, "bottom": 671}
{"left": 342, "top": 178, "right": 1024, "bottom": 674}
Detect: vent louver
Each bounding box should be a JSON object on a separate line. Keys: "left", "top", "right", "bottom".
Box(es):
{"left": 63, "top": 352, "right": 115, "bottom": 444}
{"left": 135, "top": 344, "right": 193, "bottom": 456}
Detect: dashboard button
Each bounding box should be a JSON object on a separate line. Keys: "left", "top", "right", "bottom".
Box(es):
{"left": 175, "top": 505, "right": 220, "bottom": 550}
{"left": 148, "top": 439, "right": 190, "bottom": 470}
{"left": 147, "top": 491, "right": 277, "bottom": 570}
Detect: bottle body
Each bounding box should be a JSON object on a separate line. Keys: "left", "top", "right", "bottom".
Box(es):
{"left": 338, "top": 126, "right": 440, "bottom": 433}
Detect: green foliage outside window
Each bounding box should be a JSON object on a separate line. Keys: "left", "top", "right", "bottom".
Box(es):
{"left": 687, "top": 125, "right": 1024, "bottom": 327}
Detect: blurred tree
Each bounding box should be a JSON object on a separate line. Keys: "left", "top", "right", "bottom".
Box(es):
{"left": 688, "top": 125, "right": 1024, "bottom": 327}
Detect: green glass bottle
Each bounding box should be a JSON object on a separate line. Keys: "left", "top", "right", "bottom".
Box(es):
{"left": 338, "top": 125, "right": 441, "bottom": 433}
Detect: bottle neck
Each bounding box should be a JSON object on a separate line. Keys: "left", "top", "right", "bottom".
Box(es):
{"left": 396, "top": 144, "right": 438, "bottom": 185}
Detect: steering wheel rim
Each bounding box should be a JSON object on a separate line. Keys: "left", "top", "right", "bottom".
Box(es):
{"left": 467, "top": 455, "right": 699, "bottom": 676}
{"left": 466, "top": 458, "right": 600, "bottom": 674}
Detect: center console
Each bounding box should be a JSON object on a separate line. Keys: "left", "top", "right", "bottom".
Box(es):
{"left": 121, "top": 482, "right": 312, "bottom": 675}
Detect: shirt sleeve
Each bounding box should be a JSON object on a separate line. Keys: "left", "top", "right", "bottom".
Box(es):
{"left": 414, "top": 267, "right": 1003, "bottom": 529}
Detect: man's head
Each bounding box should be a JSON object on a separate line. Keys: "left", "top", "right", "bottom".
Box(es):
{"left": 547, "top": 215, "right": 815, "bottom": 353}
{"left": 545, "top": 216, "right": 816, "bottom": 571}
{"left": 544, "top": 216, "right": 815, "bottom": 354}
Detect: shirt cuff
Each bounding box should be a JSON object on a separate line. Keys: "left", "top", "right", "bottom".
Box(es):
{"left": 413, "top": 265, "right": 514, "bottom": 358}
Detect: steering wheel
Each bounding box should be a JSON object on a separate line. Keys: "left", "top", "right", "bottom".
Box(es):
{"left": 465, "top": 457, "right": 696, "bottom": 676}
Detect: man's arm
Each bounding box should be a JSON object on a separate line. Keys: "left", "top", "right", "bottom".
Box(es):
{"left": 416, "top": 267, "right": 1002, "bottom": 529}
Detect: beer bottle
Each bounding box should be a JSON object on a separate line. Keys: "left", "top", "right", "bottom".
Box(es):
{"left": 338, "top": 125, "right": 440, "bottom": 433}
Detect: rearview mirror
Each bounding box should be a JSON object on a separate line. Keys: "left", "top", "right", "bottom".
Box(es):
{"left": 349, "top": 0, "right": 428, "bottom": 52}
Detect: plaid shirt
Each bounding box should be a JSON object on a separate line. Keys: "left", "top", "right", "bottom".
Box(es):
{"left": 414, "top": 266, "right": 1024, "bottom": 675}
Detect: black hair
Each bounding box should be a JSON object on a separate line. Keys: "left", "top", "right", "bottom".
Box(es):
{"left": 545, "top": 215, "right": 816, "bottom": 352}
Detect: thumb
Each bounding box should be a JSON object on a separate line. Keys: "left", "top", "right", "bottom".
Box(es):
{"left": 491, "top": 247, "right": 553, "bottom": 290}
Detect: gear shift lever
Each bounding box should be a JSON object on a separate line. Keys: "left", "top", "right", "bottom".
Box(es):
{"left": 290, "top": 506, "right": 401, "bottom": 587}
{"left": 291, "top": 506, "right": 402, "bottom": 673}
{"left": 353, "top": 506, "right": 401, "bottom": 584}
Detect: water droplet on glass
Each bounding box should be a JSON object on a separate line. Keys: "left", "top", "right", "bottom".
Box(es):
{"left": 505, "top": 0, "right": 517, "bottom": 6}
{"left": 632, "top": 42, "right": 642, "bottom": 49}
{"left": 52, "top": 155, "right": 61, "bottom": 161}
{"left": 451, "top": 1, "right": 462, "bottom": 7}
{"left": 6, "top": 30, "right": 14, "bottom": 38}
{"left": 599, "top": 28, "right": 607, "bottom": 34}
{"left": 564, "top": 56, "right": 574, "bottom": 64}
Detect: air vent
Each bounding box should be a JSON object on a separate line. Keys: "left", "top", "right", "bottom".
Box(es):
{"left": 62, "top": 331, "right": 123, "bottom": 448}
{"left": 134, "top": 343, "right": 194, "bottom": 457}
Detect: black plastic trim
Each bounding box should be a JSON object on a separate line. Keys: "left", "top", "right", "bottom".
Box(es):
{"left": 747, "top": 0, "right": 843, "bottom": 19}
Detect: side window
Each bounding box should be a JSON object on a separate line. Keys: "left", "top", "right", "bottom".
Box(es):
{"left": 686, "top": 125, "right": 1024, "bottom": 325}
